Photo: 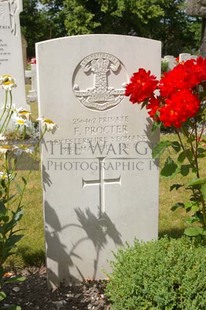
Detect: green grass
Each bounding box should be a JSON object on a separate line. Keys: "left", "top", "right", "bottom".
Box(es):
{"left": 5, "top": 131, "right": 205, "bottom": 268}
{"left": 7, "top": 170, "right": 45, "bottom": 268}
{"left": 159, "top": 133, "right": 206, "bottom": 237}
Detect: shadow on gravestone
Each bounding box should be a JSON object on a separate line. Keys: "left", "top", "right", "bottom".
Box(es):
{"left": 44, "top": 201, "right": 80, "bottom": 286}
{"left": 42, "top": 164, "right": 52, "bottom": 190}
{"left": 44, "top": 201, "right": 123, "bottom": 287}
{"left": 144, "top": 117, "right": 160, "bottom": 161}
{"left": 74, "top": 207, "right": 123, "bottom": 280}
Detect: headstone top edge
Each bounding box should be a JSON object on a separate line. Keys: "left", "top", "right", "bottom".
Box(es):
{"left": 36, "top": 34, "right": 161, "bottom": 48}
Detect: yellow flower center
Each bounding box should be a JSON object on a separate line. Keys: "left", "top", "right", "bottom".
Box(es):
{"left": 2, "top": 74, "right": 14, "bottom": 85}
{"left": 44, "top": 118, "right": 54, "bottom": 124}
{"left": 16, "top": 119, "right": 26, "bottom": 125}
{"left": 19, "top": 110, "right": 30, "bottom": 116}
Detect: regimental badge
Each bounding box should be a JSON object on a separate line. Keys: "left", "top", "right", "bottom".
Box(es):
{"left": 73, "top": 52, "right": 128, "bottom": 111}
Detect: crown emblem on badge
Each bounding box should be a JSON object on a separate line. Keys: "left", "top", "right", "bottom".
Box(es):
{"left": 73, "top": 53, "right": 127, "bottom": 111}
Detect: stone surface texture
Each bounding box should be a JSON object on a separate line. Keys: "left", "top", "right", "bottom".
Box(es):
{"left": 36, "top": 34, "right": 161, "bottom": 288}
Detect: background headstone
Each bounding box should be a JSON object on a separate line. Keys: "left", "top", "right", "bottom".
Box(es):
{"left": 36, "top": 34, "right": 161, "bottom": 288}
{"left": 163, "top": 55, "right": 177, "bottom": 70}
{"left": 0, "top": 0, "right": 27, "bottom": 108}
{"left": 25, "top": 63, "right": 37, "bottom": 102}
{"left": 179, "top": 53, "right": 197, "bottom": 62}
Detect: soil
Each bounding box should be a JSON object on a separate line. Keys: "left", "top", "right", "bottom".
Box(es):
{"left": 1, "top": 267, "right": 111, "bottom": 310}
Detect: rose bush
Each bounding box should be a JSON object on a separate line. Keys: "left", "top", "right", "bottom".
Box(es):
{"left": 125, "top": 57, "right": 206, "bottom": 237}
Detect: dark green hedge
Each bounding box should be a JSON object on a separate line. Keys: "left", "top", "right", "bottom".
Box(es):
{"left": 106, "top": 236, "right": 206, "bottom": 310}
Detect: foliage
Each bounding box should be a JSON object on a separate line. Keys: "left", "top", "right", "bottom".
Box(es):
{"left": 62, "top": 0, "right": 201, "bottom": 55}
{"left": 154, "top": 0, "right": 201, "bottom": 55}
{"left": 20, "top": 0, "right": 47, "bottom": 57}
{"left": 0, "top": 202, "right": 25, "bottom": 310}
{"left": 21, "top": 0, "right": 201, "bottom": 57}
{"left": 37, "top": 0, "right": 67, "bottom": 39}
{"left": 21, "top": 0, "right": 67, "bottom": 57}
{"left": 161, "top": 58, "right": 170, "bottom": 73}
{"left": 106, "top": 236, "right": 206, "bottom": 310}
{"left": 125, "top": 57, "right": 206, "bottom": 237}
{"left": 0, "top": 75, "right": 57, "bottom": 308}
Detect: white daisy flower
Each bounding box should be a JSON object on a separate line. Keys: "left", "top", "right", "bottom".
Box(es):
{"left": 0, "top": 144, "right": 17, "bottom": 154}
{"left": 0, "top": 74, "right": 17, "bottom": 91}
{"left": 37, "top": 117, "right": 58, "bottom": 132}
{"left": 15, "top": 117, "right": 29, "bottom": 127}
{"left": 17, "top": 109, "right": 31, "bottom": 119}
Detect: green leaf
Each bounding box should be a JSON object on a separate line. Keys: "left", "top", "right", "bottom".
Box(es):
{"left": 191, "top": 204, "right": 199, "bottom": 213}
{"left": 180, "top": 164, "right": 190, "bottom": 176}
{"left": 177, "top": 151, "right": 186, "bottom": 163}
{"left": 197, "top": 147, "right": 205, "bottom": 154}
{"left": 178, "top": 149, "right": 194, "bottom": 163}
{"left": 170, "top": 184, "right": 183, "bottom": 191}
{"left": 14, "top": 209, "right": 24, "bottom": 222}
{"left": 151, "top": 121, "right": 161, "bottom": 133}
{"left": 184, "top": 201, "right": 198, "bottom": 212}
{"left": 0, "top": 201, "right": 7, "bottom": 216}
{"left": 4, "top": 209, "right": 23, "bottom": 234}
{"left": 185, "top": 149, "right": 194, "bottom": 162}
{"left": 171, "top": 202, "right": 185, "bottom": 211}
{"left": 171, "top": 141, "right": 181, "bottom": 152}
{"left": 184, "top": 227, "right": 203, "bottom": 237}
{"left": 0, "top": 290, "right": 6, "bottom": 301}
{"left": 152, "top": 140, "right": 171, "bottom": 159}
{"left": 6, "top": 235, "right": 24, "bottom": 248}
{"left": 187, "top": 178, "right": 206, "bottom": 187}
{"left": 21, "top": 176, "right": 27, "bottom": 185}
{"left": 200, "top": 182, "right": 206, "bottom": 200}
{"left": 3, "top": 305, "right": 22, "bottom": 310}
{"left": 10, "top": 228, "right": 24, "bottom": 236}
{"left": 0, "top": 215, "right": 9, "bottom": 223}
{"left": 160, "top": 157, "right": 178, "bottom": 178}
{"left": 4, "top": 276, "right": 25, "bottom": 284}
{"left": 186, "top": 214, "right": 201, "bottom": 224}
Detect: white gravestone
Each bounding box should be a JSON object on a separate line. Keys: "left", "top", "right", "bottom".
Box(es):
{"left": 179, "top": 53, "right": 197, "bottom": 62}
{"left": 36, "top": 34, "right": 161, "bottom": 288}
{"left": 163, "top": 55, "right": 177, "bottom": 70}
{"left": 0, "top": 0, "right": 27, "bottom": 108}
{"left": 25, "top": 64, "right": 37, "bottom": 102}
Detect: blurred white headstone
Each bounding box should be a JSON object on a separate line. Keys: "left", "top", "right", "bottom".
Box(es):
{"left": 163, "top": 55, "right": 176, "bottom": 70}
{"left": 0, "top": 0, "right": 27, "bottom": 108}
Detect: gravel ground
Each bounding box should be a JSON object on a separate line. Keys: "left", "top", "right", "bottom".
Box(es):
{"left": 1, "top": 267, "right": 111, "bottom": 310}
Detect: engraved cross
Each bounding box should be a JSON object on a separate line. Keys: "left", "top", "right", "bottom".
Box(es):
{"left": 82, "top": 157, "right": 121, "bottom": 216}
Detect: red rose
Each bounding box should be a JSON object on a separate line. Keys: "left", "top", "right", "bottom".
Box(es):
{"left": 125, "top": 68, "right": 158, "bottom": 104}
{"left": 159, "top": 89, "right": 200, "bottom": 128}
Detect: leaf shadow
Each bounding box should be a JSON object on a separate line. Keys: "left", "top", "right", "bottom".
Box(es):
{"left": 44, "top": 201, "right": 123, "bottom": 288}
